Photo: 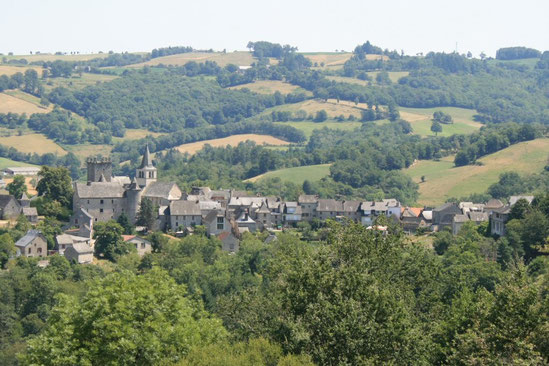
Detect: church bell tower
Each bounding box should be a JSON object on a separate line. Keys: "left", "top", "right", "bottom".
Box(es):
{"left": 135, "top": 145, "right": 157, "bottom": 188}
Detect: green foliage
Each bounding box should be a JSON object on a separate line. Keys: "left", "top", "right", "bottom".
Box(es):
{"left": 7, "top": 175, "right": 27, "bottom": 199}
{"left": 93, "top": 221, "right": 135, "bottom": 262}
{"left": 136, "top": 198, "right": 156, "bottom": 231}
{"left": 23, "top": 268, "right": 227, "bottom": 365}
{"left": 433, "top": 110, "right": 453, "bottom": 124}
{"left": 116, "top": 212, "right": 134, "bottom": 235}
{"left": 431, "top": 120, "right": 443, "bottom": 136}
{"left": 36, "top": 166, "right": 73, "bottom": 208}
{"left": 0, "top": 233, "right": 15, "bottom": 268}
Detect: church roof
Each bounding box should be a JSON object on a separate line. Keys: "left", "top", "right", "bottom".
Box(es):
{"left": 139, "top": 145, "right": 154, "bottom": 169}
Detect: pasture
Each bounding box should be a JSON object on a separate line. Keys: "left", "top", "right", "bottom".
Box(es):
{"left": 404, "top": 138, "right": 549, "bottom": 206}
{"left": 131, "top": 51, "right": 269, "bottom": 67}
{"left": 327, "top": 72, "right": 409, "bottom": 85}
{"left": 228, "top": 80, "right": 311, "bottom": 95}
{"left": 0, "top": 157, "right": 38, "bottom": 171}
{"left": 0, "top": 65, "right": 43, "bottom": 76}
{"left": 246, "top": 164, "right": 331, "bottom": 184}
{"left": 43, "top": 73, "right": 119, "bottom": 91}
{"left": 305, "top": 53, "right": 387, "bottom": 70}
{"left": 275, "top": 120, "right": 362, "bottom": 139}
{"left": 0, "top": 92, "right": 50, "bottom": 114}
{"left": 0, "top": 133, "right": 67, "bottom": 155}
{"left": 175, "top": 134, "right": 290, "bottom": 155}
{"left": 2, "top": 176, "right": 39, "bottom": 196}
{"left": 263, "top": 98, "right": 369, "bottom": 119}
{"left": 63, "top": 144, "right": 113, "bottom": 161}
{"left": 2, "top": 53, "right": 110, "bottom": 62}
{"left": 112, "top": 129, "right": 166, "bottom": 142}
{"left": 399, "top": 106, "right": 482, "bottom": 137}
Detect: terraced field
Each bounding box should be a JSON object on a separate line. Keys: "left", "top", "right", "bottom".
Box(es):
{"left": 246, "top": 164, "right": 331, "bottom": 184}
{"left": 405, "top": 138, "right": 549, "bottom": 206}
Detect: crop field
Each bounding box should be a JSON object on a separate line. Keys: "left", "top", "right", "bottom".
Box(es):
{"left": 43, "top": 73, "right": 119, "bottom": 91}
{"left": 175, "top": 134, "right": 290, "bottom": 155}
{"left": 275, "top": 120, "right": 363, "bottom": 139}
{"left": 228, "top": 80, "right": 311, "bottom": 95}
{"left": 0, "top": 133, "right": 66, "bottom": 155}
{"left": 246, "top": 163, "right": 331, "bottom": 184}
{"left": 131, "top": 51, "right": 271, "bottom": 67}
{"left": 0, "top": 92, "right": 50, "bottom": 114}
{"left": 0, "top": 65, "right": 43, "bottom": 76}
{"left": 399, "top": 106, "right": 482, "bottom": 137}
{"left": 404, "top": 138, "right": 549, "bottom": 206}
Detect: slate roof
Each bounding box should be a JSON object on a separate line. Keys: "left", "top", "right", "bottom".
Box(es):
{"left": 298, "top": 195, "right": 318, "bottom": 204}
{"left": 468, "top": 212, "right": 489, "bottom": 222}
{"left": 0, "top": 195, "right": 19, "bottom": 209}
{"left": 382, "top": 199, "right": 400, "bottom": 207}
{"left": 256, "top": 202, "right": 270, "bottom": 214}
{"left": 75, "top": 182, "right": 126, "bottom": 198}
{"left": 202, "top": 210, "right": 219, "bottom": 224}
{"left": 56, "top": 234, "right": 74, "bottom": 246}
{"left": 20, "top": 193, "right": 29, "bottom": 201}
{"left": 139, "top": 145, "right": 154, "bottom": 168}
{"left": 509, "top": 196, "right": 534, "bottom": 206}
{"left": 453, "top": 214, "right": 469, "bottom": 223}
{"left": 169, "top": 201, "right": 201, "bottom": 216}
{"left": 70, "top": 243, "right": 94, "bottom": 254}
{"left": 433, "top": 203, "right": 459, "bottom": 212}
{"left": 22, "top": 207, "right": 38, "bottom": 216}
{"left": 316, "top": 199, "right": 342, "bottom": 212}
{"left": 361, "top": 201, "right": 389, "bottom": 212}
{"left": 15, "top": 230, "right": 43, "bottom": 248}
{"left": 485, "top": 199, "right": 504, "bottom": 210}
{"left": 143, "top": 181, "right": 180, "bottom": 199}
{"left": 342, "top": 200, "right": 361, "bottom": 212}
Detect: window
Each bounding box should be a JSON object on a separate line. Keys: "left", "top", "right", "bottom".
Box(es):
{"left": 100, "top": 209, "right": 104, "bottom": 213}
{"left": 141, "top": 243, "right": 146, "bottom": 249}
{"left": 217, "top": 217, "right": 224, "bottom": 224}
{"left": 61, "top": 244, "right": 65, "bottom": 249}
{"left": 87, "top": 200, "right": 90, "bottom": 204}
{"left": 28, "top": 247, "right": 31, "bottom": 254}
{"left": 75, "top": 219, "right": 79, "bottom": 224}
{"left": 37, "top": 248, "right": 42, "bottom": 254}
{"left": 217, "top": 223, "right": 224, "bottom": 230}
{"left": 111, "top": 200, "right": 114, "bottom": 204}
{"left": 100, "top": 199, "right": 104, "bottom": 204}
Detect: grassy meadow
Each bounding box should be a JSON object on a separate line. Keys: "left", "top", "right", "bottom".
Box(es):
{"left": 43, "top": 73, "right": 119, "bottom": 91}
{"left": 0, "top": 65, "right": 43, "bottom": 76}
{"left": 228, "top": 80, "right": 311, "bottom": 95}
{"left": 246, "top": 163, "right": 331, "bottom": 184}
{"left": 0, "top": 133, "right": 67, "bottom": 155}
{"left": 0, "top": 92, "right": 50, "bottom": 114}
{"left": 400, "top": 106, "right": 482, "bottom": 137}
{"left": 275, "top": 120, "right": 362, "bottom": 139}
{"left": 131, "top": 51, "right": 271, "bottom": 68}
{"left": 405, "top": 138, "right": 549, "bottom": 206}
{"left": 263, "top": 98, "right": 369, "bottom": 119}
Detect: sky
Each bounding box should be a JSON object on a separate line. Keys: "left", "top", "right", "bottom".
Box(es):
{"left": 3, "top": 0, "right": 548, "bottom": 57}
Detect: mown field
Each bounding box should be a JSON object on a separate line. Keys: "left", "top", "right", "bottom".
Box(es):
{"left": 131, "top": 51, "right": 271, "bottom": 68}
{"left": 0, "top": 92, "right": 50, "bottom": 114}
{"left": 0, "top": 133, "right": 66, "bottom": 155}
{"left": 228, "top": 80, "right": 311, "bottom": 95}
{"left": 175, "top": 134, "right": 290, "bottom": 155}
{"left": 246, "top": 163, "right": 331, "bottom": 184}
{"left": 112, "top": 129, "right": 165, "bottom": 142}
{"left": 305, "top": 53, "right": 387, "bottom": 70}
{"left": 63, "top": 144, "right": 113, "bottom": 161}
{"left": 405, "top": 138, "right": 549, "bottom": 206}
{"left": 263, "top": 98, "right": 369, "bottom": 119}
{"left": 400, "top": 106, "right": 482, "bottom": 137}
{"left": 0, "top": 65, "right": 43, "bottom": 76}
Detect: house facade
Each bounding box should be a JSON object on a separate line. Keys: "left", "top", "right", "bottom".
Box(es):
{"left": 15, "top": 230, "right": 47, "bottom": 258}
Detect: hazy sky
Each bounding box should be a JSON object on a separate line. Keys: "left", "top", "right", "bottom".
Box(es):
{"left": 3, "top": 0, "right": 548, "bottom": 57}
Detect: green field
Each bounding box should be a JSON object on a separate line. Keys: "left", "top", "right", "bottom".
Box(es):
{"left": 247, "top": 164, "right": 331, "bottom": 184}
{"left": 487, "top": 58, "right": 540, "bottom": 68}
{"left": 405, "top": 138, "right": 549, "bottom": 206}
{"left": 400, "top": 106, "right": 482, "bottom": 137}
{"left": 275, "top": 120, "right": 363, "bottom": 139}
{"left": 43, "top": 73, "right": 119, "bottom": 91}
{"left": 228, "top": 80, "right": 312, "bottom": 95}
{"left": 0, "top": 157, "right": 38, "bottom": 171}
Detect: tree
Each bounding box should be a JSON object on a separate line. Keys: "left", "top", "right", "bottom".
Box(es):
{"left": 24, "top": 269, "right": 227, "bottom": 365}
{"left": 148, "top": 231, "right": 168, "bottom": 253}
{"left": 313, "top": 110, "right": 328, "bottom": 122}
{"left": 7, "top": 175, "right": 27, "bottom": 199}
{"left": 117, "top": 212, "right": 134, "bottom": 235}
{"left": 0, "top": 233, "right": 15, "bottom": 268}
{"left": 387, "top": 102, "right": 400, "bottom": 121}
{"left": 36, "top": 166, "right": 73, "bottom": 208}
{"left": 431, "top": 120, "right": 443, "bottom": 136}
{"left": 136, "top": 198, "right": 156, "bottom": 231}
{"left": 93, "top": 221, "right": 134, "bottom": 261}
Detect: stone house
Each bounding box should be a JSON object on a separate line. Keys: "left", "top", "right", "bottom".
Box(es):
{"left": 0, "top": 195, "right": 22, "bottom": 220}
{"left": 15, "top": 230, "right": 47, "bottom": 258}
{"left": 22, "top": 207, "right": 38, "bottom": 223}
{"left": 203, "top": 210, "right": 229, "bottom": 236}
{"left": 491, "top": 206, "right": 510, "bottom": 236}
{"left": 218, "top": 231, "right": 239, "bottom": 253}
{"left": 253, "top": 202, "right": 272, "bottom": 230}
{"left": 282, "top": 202, "right": 302, "bottom": 225}
{"left": 315, "top": 199, "right": 342, "bottom": 220}
{"left": 168, "top": 200, "right": 202, "bottom": 230}
{"left": 400, "top": 207, "right": 425, "bottom": 233}
{"left": 342, "top": 200, "right": 362, "bottom": 222}
{"left": 64, "top": 243, "right": 94, "bottom": 264}
{"left": 122, "top": 235, "right": 152, "bottom": 256}
{"left": 432, "top": 203, "right": 461, "bottom": 231}
{"left": 298, "top": 195, "right": 318, "bottom": 221}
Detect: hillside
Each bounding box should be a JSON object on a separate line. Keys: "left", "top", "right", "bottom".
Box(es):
{"left": 228, "top": 80, "right": 310, "bottom": 95}
{"left": 400, "top": 106, "right": 483, "bottom": 137}
{"left": 130, "top": 51, "right": 270, "bottom": 67}
{"left": 405, "top": 138, "right": 549, "bottom": 206}
{"left": 175, "top": 134, "right": 290, "bottom": 155}
{"left": 0, "top": 92, "right": 50, "bottom": 114}
{"left": 0, "top": 133, "right": 67, "bottom": 155}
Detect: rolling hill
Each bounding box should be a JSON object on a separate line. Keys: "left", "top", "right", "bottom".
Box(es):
{"left": 246, "top": 164, "right": 331, "bottom": 184}
{"left": 399, "top": 106, "right": 483, "bottom": 137}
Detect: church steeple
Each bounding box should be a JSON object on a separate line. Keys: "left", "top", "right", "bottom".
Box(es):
{"left": 135, "top": 145, "right": 157, "bottom": 188}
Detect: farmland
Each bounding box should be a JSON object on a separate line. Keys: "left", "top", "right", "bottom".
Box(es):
{"left": 42, "top": 73, "right": 119, "bottom": 91}
{"left": 0, "top": 133, "right": 67, "bottom": 155}
{"left": 0, "top": 157, "right": 38, "bottom": 171}
{"left": 0, "top": 65, "right": 43, "bottom": 76}
{"left": 175, "top": 134, "right": 290, "bottom": 155}
{"left": 0, "top": 92, "right": 50, "bottom": 114}
{"left": 305, "top": 53, "right": 387, "bottom": 69}
{"left": 2, "top": 53, "right": 110, "bottom": 62}
{"left": 63, "top": 144, "right": 113, "bottom": 161}
{"left": 404, "top": 138, "right": 549, "bottom": 206}
{"left": 275, "top": 120, "right": 362, "bottom": 139}
{"left": 246, "top": 163, "right": 331, "bottom": 184}
{"left": 228, "top": 80, "right": 310, "bottom": 95}
{"left": 131, "top": 51, "right": 269, "bottom": 67}
{"left": 262, "top": 98, "right": 369, "bottom": 119}
{"left": 327, "top": 71, "right": 409, "bottom": 85}
{"left": 399, "top": 106, "right": 482, "bottom": 137}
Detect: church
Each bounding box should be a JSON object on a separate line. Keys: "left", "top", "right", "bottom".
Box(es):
{"left": 71, "top": 146, "right": 182, "bottom": 226}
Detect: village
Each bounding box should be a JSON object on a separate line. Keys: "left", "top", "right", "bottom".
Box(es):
{"left": 0, "top": 147, "right": 526, "bottom": 265}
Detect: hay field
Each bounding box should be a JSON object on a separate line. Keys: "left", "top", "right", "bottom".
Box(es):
{"left": 0, "top": 65, "right": 43, "bottom": 76}
{"left": 246, "top": 163, "right": 331, "bottom": 184}
{"left": 399, "top": 107, "right": 482, "bottom": 137}
{"left": 0, "top": 93, "right": 50, "bottom": 114}
{"left": 228, "top": 80, "right": 311, "bottom": 95}
{"left": 305, "top": 53, "right": 388, "bottom": 69}
{"left": 112, "top": 129, "right": 166, "bottom": 143}
{"left": 63, "top": 144, "right": 112, "bottom": 161}
{"left": 175, "top": 134, "right": 290, "bottom": 155}
{"left": 263, "top": 99, "right": 369, "bottom": 120}
{"left": 327, "top": 72, "right": 409, "bottom": 85}
{"left": 131, "top": 51, "right": 267, "bottom": 67}
{"left": 0, "top": 133, "right": 66, "bottom": 155}
{"left": 404, "top": 138, "right": 549, "bottom": 206}
{"left": 3, "top": 53, "right": 109, "bottom": 62}
{"left": 366, "top": 71, "right": 410, "bottom": 83}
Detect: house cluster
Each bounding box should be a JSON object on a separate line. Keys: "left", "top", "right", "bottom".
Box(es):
{"left": 12, "top": 148, "right": 531, "bottom": 263}
{"left": 0, "top": 193, "right": 38, "bottom": 223}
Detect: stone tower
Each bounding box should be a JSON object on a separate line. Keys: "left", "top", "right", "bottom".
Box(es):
{"left": 86, "top": 157, "right": 112, "bottom": 183}
{"left": 126, "top": 177, "right": 142, "bottom": 224}
{"left": 136, "top": 145, "right": 157, "bottom": 188}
